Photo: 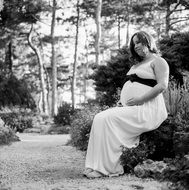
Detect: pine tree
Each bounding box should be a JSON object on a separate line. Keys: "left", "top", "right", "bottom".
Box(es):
{"left": 90, "top": 46, "right": 131, "bottom": 106}
{"left": 159, "top": 32, "right": 189, "bottom": 85}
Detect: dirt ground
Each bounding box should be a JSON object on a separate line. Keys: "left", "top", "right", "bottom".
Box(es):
{"left": 0, "top": 133, "right": 167, "bottom": 190}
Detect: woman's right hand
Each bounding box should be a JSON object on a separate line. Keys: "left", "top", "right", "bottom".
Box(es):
{"left": 116, "top": 100, "right": 122, "bottom": 107}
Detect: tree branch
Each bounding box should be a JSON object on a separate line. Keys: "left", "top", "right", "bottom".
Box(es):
{"left": 167, "top": 1, "right": 181, "bottom": 17}
{"left": 171, "top": 16, "right": 189, "bottom": 20}
{"left": 170, "top": 19, "right": 189, "bottom": 26}
{"left": 32, "top": 15, "right": 51, "bottom": 27}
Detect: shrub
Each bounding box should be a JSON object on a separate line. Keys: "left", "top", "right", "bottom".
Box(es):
{"left": 120, "top": 141, "right": 155, "bottom": 173}
{"left": 54, "top": 102, "right": 74, "bottom": 126}
{"left": 69, "top": 104, "right": 108, "bottom": 151}
{"left": 0, "top": 124, "right": 19, "bottom": 145}
{"left": 120, "top": 116, "right": 178, "bottom": 173}
{"left": 159, "top": 32, "right": 189, "bottom": 85}
{"left": 0, "top": 107, "right": 33, "bottom": 132}
{"left": 141, "top": 116, "right": 177, "bottom": 160}
{"left": 164, "top": 81, "right": 189, "bottom": 119}
{"left": 90, "top": 46, "right": 131, "bottom": 106}
{"left": 0, "top": 75, "right": 36, "bottom": 109}
{"left": 162, "top": 155, "right": 189, "bottom": 190}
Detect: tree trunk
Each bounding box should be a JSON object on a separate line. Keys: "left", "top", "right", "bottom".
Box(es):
{"left": 4, "top": 41, "right": 13, "bottom": 76}
{"left": 44, "top": 65, "right": 51, "bottom": 114}
{"left": 28, "top": 24, "right": 49, "bottom": 114}
{"left": 71, "top": 0, "right": 80, "bottom": 110}
{"left": 165, "top": 3, "right": 171, "bottom": 36}
{"left": 0, "top": 0, "right": 4, "bottom": 11}
{"left": 83, "top": 25, "right": 89, "bottom": 103}
{"left": 95, "top": 0, "right": 102, "bottom": 65}
{"left": 51, "top": 0, "right": 57, "bottom": 116}
{"left": 125, "top": 0, "right": 131, "bottom": 47}
{"left": 117, "top": 16, "right": 121, "bottom": 49}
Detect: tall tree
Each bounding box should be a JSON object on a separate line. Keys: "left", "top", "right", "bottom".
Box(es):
{"left": 71, "top": 0, "right": 80, "bottom": 110}
{"left": 160, "top": 0, "right": 186, "bottom": 36}
{"left": 159, "top": 32, "right": 189, "bottom": 85}
{"left": 95, "top": 0, "right": 102, "bottom": 65}
{"left": 28, "top": 24, "right": 49, "bottom": 114}
{"left": 0, "top": 0, "right": 48, "bottom": 112}
{"left": 80, "top": 0, "right": 134, "bottom": 49}
{"left": 83, "top": 25, "right": 90, "bottom": 103}
{"left": 0, "top": 0, "right": 3, "bottom": 11}
{"left": 131, "top": 0, "right": 189, "bottom": 37}
{"left": 125, "top": 0, "right": 131, "bottom": 46}
{"left": 51, "top": 0, "right": 57, "bottom": 116}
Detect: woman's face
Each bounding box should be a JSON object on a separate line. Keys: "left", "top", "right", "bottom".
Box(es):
{"left": 132, "top": 35, "right": 149, "bottom": 58}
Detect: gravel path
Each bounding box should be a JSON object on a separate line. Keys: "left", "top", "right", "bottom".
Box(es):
{"left": 0, "top": 133, "right": 165, "bottom": 190}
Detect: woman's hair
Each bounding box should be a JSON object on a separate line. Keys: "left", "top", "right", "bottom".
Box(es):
{"left": 129, "top": 31, "right": 159, "bottom": 63}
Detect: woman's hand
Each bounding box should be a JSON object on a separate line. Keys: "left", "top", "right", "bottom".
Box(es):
{"left": 126, "top": 97, "right": 143, "bottom": 106}
{"left": 116, "top": 100, "right": 122, "bottom": 107}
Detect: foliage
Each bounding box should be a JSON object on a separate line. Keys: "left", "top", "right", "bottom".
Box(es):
{"left": 50, "top": 102, "right": 74, "bottom": 134}
{"left": 0, "top": 121, "right": 19, "bottom": 145}
{"left": 132, "top": 155, "right": 189, "bottom": 190}
{"left": 0, "top": 0, "right": 49, "bottom": 115}
{"left": 159, "top": 32, "right": 189, "bottom": 85}
{"left": 0, "top": 0, "right": 48, "bottom": 28}
{"left": 120, "top": 141, "right": 155, "bottom": 174}
{"left": 132, "top": 1, "right": 189, "bottom": 36}
{"left": 120, "top": 112, "right": 188, "bottom": 181}
{"left": 120, "top": 115, "right": 177, "bottom": 173}
{"left": 90, "top": 46, "right": 131, "bottom": 106}
{"left": 54, "top": 102, "right": 74, "bottom": 126}
{"left": 0, "top": 107, "right": 34, "bottom": 132}
{"left": 176, "top": 82, "right": 189, "bottom": 122}
{"left": 69, "top": 104, "right": 108, "bottom": 151}
{"left": 164, "top": 79, "right": 189, "bottom": 122}
{"left": 162, "top": 155, "right": 189, "bottom": 190}
{"left": 164, "top": 82, "right": 185, "bottom": 117}
{"left": 81, "top": 0, "right": 128, "bottom": 18}
{"left": 141, "top": 117, "right": 177, "bottom": 160}
{"left": 0, "top": 75, "right": 36, "bottom": 109}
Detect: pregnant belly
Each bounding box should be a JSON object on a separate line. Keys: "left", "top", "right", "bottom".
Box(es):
{"left": 120, "top": 81, "right": 152, "bottom": 106}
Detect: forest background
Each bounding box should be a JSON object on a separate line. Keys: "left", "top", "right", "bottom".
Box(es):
{"left": 0, "top": 0, "right": 189, "bottom": 117}
{"left": 0, "top": 1, "right": 189, "bottom": 189}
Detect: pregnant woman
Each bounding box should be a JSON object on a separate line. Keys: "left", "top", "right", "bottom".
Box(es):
{"left": 83, "top": 31, "right": 169, "bottom": 178}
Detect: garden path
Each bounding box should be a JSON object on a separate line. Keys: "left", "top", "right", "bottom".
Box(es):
{"left": 0, "top": 133, "right": 165, "bottom": 190}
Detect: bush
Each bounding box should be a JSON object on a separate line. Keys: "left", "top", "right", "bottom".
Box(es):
{"left": 0, "top": 123, "right": 19, "bottom": 145}
{"left": 162, "top": 155, "right": 189, "bottom": 190}
{"left": 164, "top": 81, "right": 189, "bottom": 119}
{"left": 0, "top": 107, "right": 33, "bottom": 132}
{"left": 0, "top": 75, "right": 36, "bottom": 109}
{"left": 54, "top": 102, "right": 73, "bottom": 124}
{"left": 90, "top": 46, "right": 131, "bottom": 106}
{"left": 69, "top": 104, "right": 108, "bottom": 151}
{"left": 159, "top": 32, "right": 189, "bottom": 85}
{"left": 120, "top": 141, "right": 155, "bottom": 173}
{"left": 141, "top": 117, "right": 177, "bottom": 160}
{"left": 120, "top": 116, "right": 176, "bottom": 173}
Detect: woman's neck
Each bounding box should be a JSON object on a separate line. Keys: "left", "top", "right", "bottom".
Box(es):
{"left": 142, "top": 52, "right": 153, "bottom": 61}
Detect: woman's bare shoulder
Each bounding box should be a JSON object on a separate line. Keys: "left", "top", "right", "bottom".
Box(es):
{"left": 151, "top": 55, "right": 168, "bottom": 68}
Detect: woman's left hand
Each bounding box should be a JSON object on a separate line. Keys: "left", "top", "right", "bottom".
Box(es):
{"left": 126, "top": 97, "right": 143, "bottom": 106}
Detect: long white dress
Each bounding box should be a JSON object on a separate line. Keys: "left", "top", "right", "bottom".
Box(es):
{"left": 85, "top": 60, "right": 168, "bottom": 176}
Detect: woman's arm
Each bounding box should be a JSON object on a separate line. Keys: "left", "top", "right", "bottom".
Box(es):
{"left": 126, "top": 57, "right": 169, "bottom": 106}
